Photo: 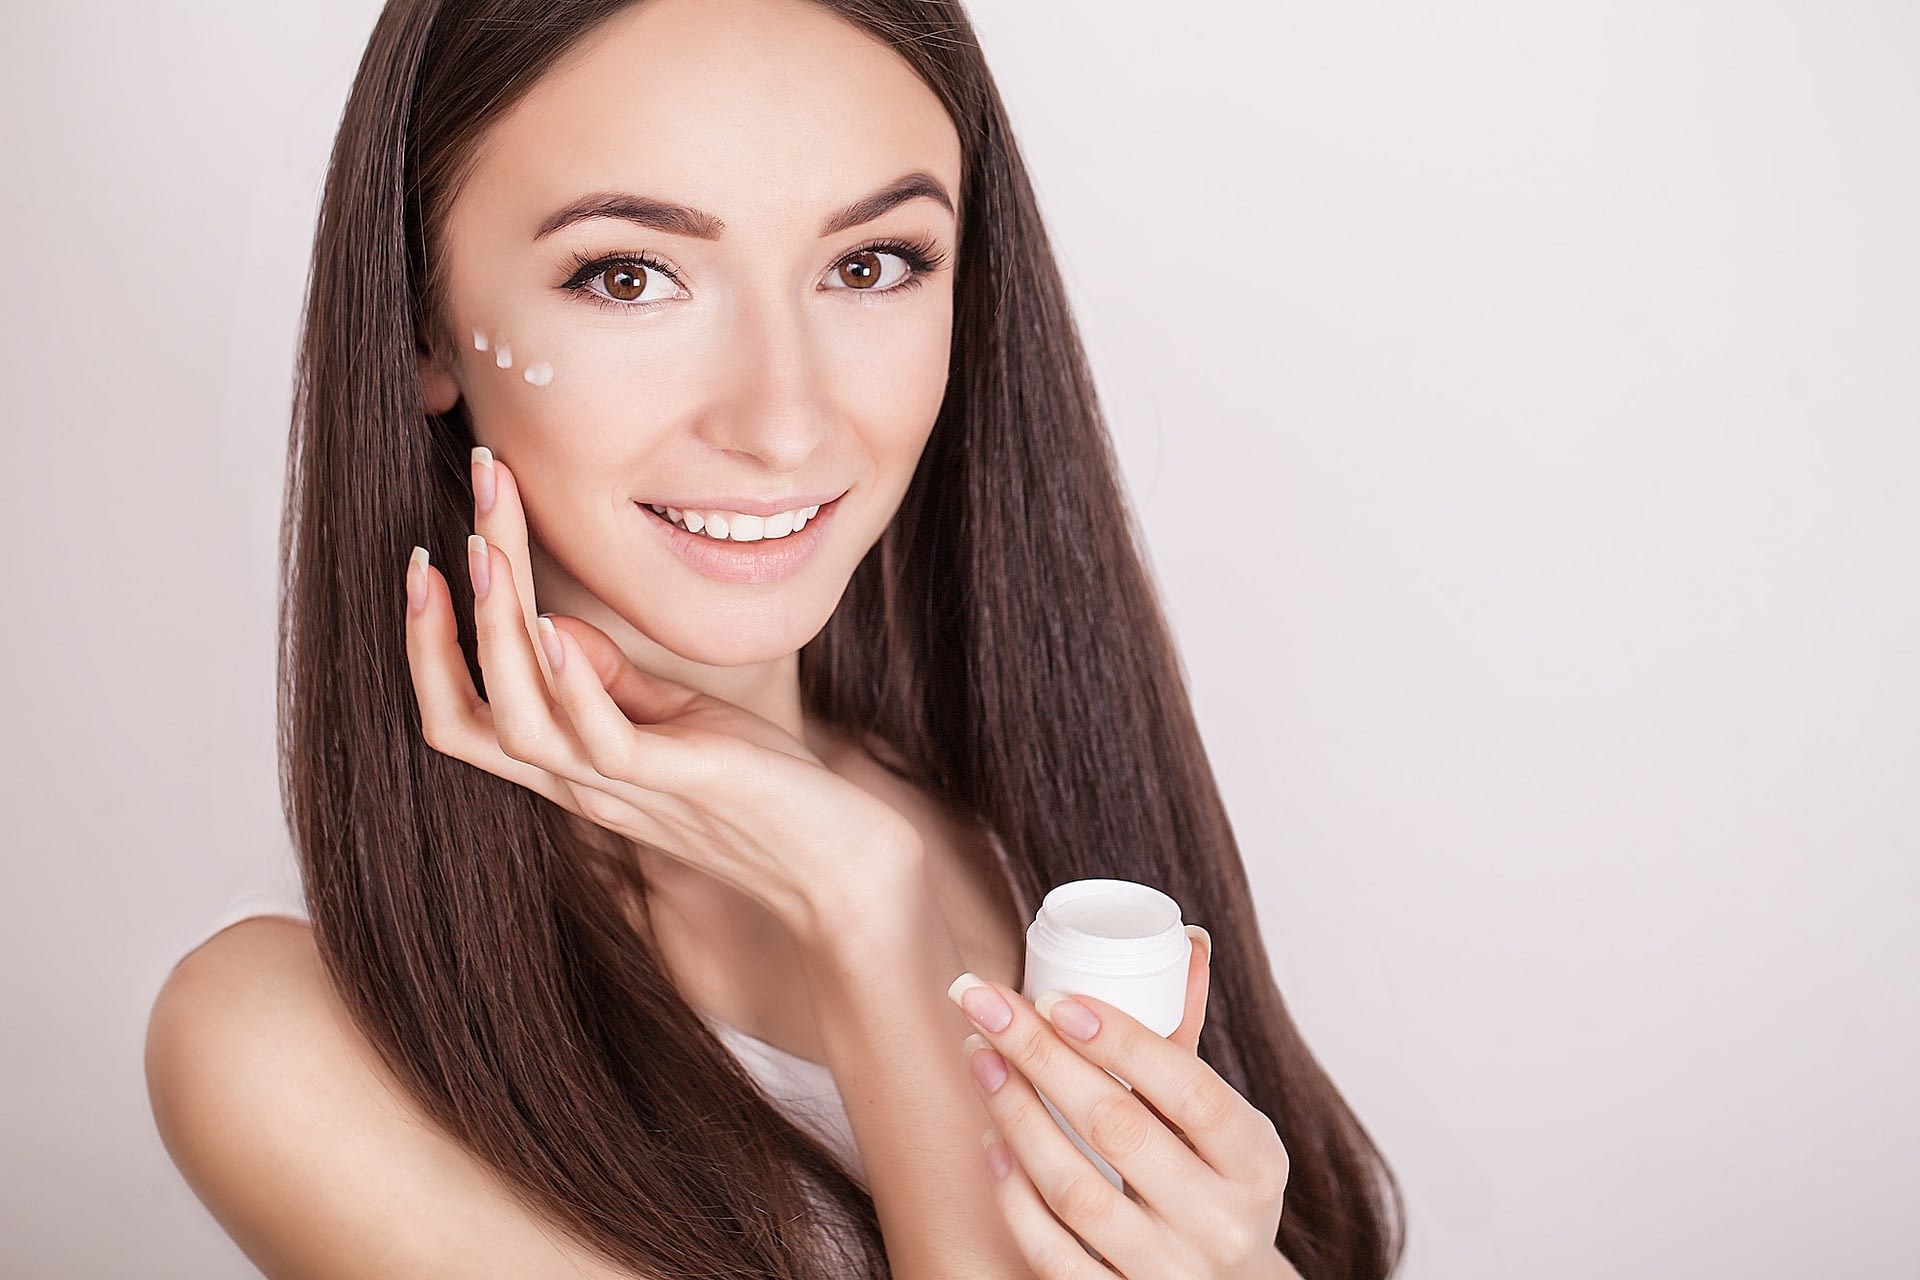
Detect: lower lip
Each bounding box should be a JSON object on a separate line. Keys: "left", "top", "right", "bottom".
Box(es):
{"left": 636, "top": 496, "right": 840, "bottom": 583}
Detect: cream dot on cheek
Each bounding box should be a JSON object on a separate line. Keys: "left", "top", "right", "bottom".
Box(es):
{"left": 471, "top": 327, "right": 489, "bottom": 353}
{"left": 522, "top": 360, "right": 553, "bottom": 388}
{"left": 494, "top": 343, "right": 513, "bottom": 369}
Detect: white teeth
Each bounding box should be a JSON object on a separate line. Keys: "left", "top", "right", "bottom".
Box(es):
{"left": 647, "top": 501, "right": 825, "bottom": 543}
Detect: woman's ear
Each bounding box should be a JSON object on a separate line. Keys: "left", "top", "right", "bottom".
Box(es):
{"left": 418, "top": 350, "right": 462, "bottom": 415}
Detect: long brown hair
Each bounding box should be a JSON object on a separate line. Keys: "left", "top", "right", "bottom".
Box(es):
{"left": 282, "top": 0, "right": 1406, "bottom": 1274}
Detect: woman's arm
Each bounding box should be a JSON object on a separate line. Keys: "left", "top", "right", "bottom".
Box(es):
{"left": 791, "top": 853, "right": 1039, "bottom": 1279}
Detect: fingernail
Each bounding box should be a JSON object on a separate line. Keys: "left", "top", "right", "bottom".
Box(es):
{"left": 537, "top": 615, "right": 564, "bottom": 671}
{"left": 1035, "top": 990, "right": 1100, "bottom": 1041}
{"left": 406, "top": 546, "right": 429, "bottom": 616}
{"left": 468, "top": 534, "right": 490, "bottom": 600}
{"left": 982, "top": 1128, "right": 1012, "bottom": 1180}
{"left": 1185, "top": 924, "right": 1212, "bottom": 965}
{"left": 967, "top": 1039, "right": 1009, "bottom": 1095}
{"left": 471, "top": 445, "right": 497, "bottom": 516}
{"left": 947, "top": 972, "right": 1012, "bottom": 1033}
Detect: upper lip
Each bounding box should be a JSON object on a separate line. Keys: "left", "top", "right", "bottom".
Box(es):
{"left": 640, "top": 490, "right": 846, "bottom": 517}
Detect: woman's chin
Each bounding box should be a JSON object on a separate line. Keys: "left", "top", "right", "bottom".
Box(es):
{"left": 634, "top": 600, "right": 837, "bottom": 669}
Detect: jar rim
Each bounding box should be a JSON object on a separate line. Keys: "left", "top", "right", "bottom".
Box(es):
{"left": 1027, "top": 879, "right": 1187, "bottom": 976}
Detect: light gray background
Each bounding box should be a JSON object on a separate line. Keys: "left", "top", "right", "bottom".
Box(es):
{"left": 3, "top": 2, "right": 1914, "bottom": 1276}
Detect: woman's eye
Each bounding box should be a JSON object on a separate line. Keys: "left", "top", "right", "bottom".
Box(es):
{"left": 582, "top": 260, "right": 680, "bottom": 306}
{"left": 824, "top": 249, "right": 912, "bottom": 292}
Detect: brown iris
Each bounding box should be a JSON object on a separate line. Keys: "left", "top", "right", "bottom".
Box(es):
{"left": 836, "top": 251, "right": 881, "bottom": 290}
{"left": 602, "top": 266, "right": 647, "bottom": 302}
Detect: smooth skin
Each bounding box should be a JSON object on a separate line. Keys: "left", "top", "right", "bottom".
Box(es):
{"left": 147, "top": 0, "right": 1298, "bottom": 1275}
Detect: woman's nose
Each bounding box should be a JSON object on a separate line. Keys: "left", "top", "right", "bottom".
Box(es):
{"left": 694, "top": 296, "right": 834, "bottom": 472}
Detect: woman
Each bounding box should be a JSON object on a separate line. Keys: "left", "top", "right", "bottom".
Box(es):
{"left": 145, "top": 0, "right": 1406, "bottom": 1275}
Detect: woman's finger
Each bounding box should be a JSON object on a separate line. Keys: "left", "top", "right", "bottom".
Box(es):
{"left": 951, "top": 977, "right": 1213, "bottom": 1246}
{"left": 962, "top": 1033, "right": 1171, "bottom": 1272}
{"left": 1133, "top": 932, "right": 1211, "bottom": 1145}
{"left": 1166, "top": 930, "right": 1211, "bottom": 1056}
{"left": 548, "top": 612, "right": 703, "bottom": 728}
{"left": 469, "top": 445, "right": 699, "bottom": 732}
{"left": 402, "top": 547, "right": 572, "bottom": 806}
{"left": 979, "top": 1126, "right": 1123, "bottom": 1277}
{"left": 470, "top": 447, "right": 552, "bottom": 686}
{"left": 536, "top": 618, "right": 696, "bottom": 797}
{"left": 468, "top": 539, "right": 698, "bottom": 817}
{"left": 1064, "top": 985, "right": 1287, "bottom": 1198}
{"left": 468, "top": 533, "right": 577, "bottom": 771}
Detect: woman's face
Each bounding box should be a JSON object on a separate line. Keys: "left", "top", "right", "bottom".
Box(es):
{"left": 419, "top": 0, "right": 962, "bottom": 669}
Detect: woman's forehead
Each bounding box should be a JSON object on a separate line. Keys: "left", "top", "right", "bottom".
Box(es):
{"left": 457, "top": 0, "right": 962, "bottom": 239}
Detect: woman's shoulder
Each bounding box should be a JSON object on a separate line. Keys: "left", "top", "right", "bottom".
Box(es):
{"left": 146, "top": 916, "right": 648, "bottom": 1278}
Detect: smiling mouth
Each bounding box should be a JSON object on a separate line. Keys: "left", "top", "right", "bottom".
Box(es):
{"left": 638, "top": 493, "right": 839, "bottom": 543}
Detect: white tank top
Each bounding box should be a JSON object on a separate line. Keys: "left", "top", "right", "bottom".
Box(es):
{"left": 181, "top": 830, "right": 1032, "bottom": 1194}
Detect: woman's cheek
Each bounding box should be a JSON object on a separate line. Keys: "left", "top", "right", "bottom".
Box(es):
{"left": 466, "top": 323, "right": 558, "bottom": 390}
{"left": 461, "top": 322, "right": 691, "bottom": 450}
{"left": 820, "top": 297, "right": 954, "bottom": 427}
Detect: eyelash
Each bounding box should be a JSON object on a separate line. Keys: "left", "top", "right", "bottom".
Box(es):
{"left": 558, "top": 234, "right": 951, "bottom": 313}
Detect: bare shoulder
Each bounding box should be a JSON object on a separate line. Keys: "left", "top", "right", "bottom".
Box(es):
{"left": 145, "top": 916, "right": 642, "bottom": 1279}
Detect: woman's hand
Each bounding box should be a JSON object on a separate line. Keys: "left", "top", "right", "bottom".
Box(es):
{"left": 949, "top": 934, "right": 1295, "bottom": 1278}
{"left": 400, "top": 446, "right": 923, "bottom": 932}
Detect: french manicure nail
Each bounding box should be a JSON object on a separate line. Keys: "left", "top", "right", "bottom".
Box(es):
{"left": 969, "top": 1041, "right": 1009, "bottom": 1094}
{"left": 537, "top": 615, "right": 564, "bottom": 671}
{"left": 406, "top": 546, "right": 429, "bottom": 615}
{"left": 468, "top": 534, "right": 490, "bottom": 600}
{"left": 1035, "top": 991, "right": 1100, "bottom": 1041}
{"left": 947, "top": 972, "right": 1012, "bottom": 1033}
{"left": 982, "top": 1128, "right": 1012, "bottom": 1180}
{"left": 471, "top": 445, "right": 497, "bottom": 516}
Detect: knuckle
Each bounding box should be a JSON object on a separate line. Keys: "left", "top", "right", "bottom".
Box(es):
{"left": 1173, "top": 1066, "right": 1237, "bottom": 1137}
{"left": 1005, "top": 1112, "right": 1073, "bottom": 1177}
{"left": 1053, "top": 1170, "right": 1115, "bottom": 1231}
{"left": 420, "top": 722, "right": 473, "bottom": 766}
{"left": 1183, "top": 1201, "right": 1241, "bottom": 1262}
{"left": 1010, "top": 1021, "right": 1053, "bottom": 1071}
{"left": 1251, "top": 1124, "right": 1291, "bottom": 1200}
{"left": 579, "top": 730, "right": 632, "bottom": 781}
{"left": 1246, "top": 1164, "right": 1286, "bottom": 1208}
{"left": 1030, "top": 1241, "right": 1090, "bottom": 1280}
{"left": 1002, "top": 1093, "right": 1053, "bottom": 1144}
{"left": 1202, "top": 1221, "right": 1264, "bottom": 1269}
{"left": 573, "top": 786, "right": 626, "bottom": 828}
{"left": 1083, "top": 1092, "right": 1153, "bottom": 1162}
{"left": 493, "top": 716, "right": 538, "bottom": 760}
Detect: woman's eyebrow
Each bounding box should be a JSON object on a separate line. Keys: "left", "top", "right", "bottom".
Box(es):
{"left": 817, "top": 171, "right": 954, "bottom": 237}
{"left": 531, "top": 171, "right": 954, "bottom": 243}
